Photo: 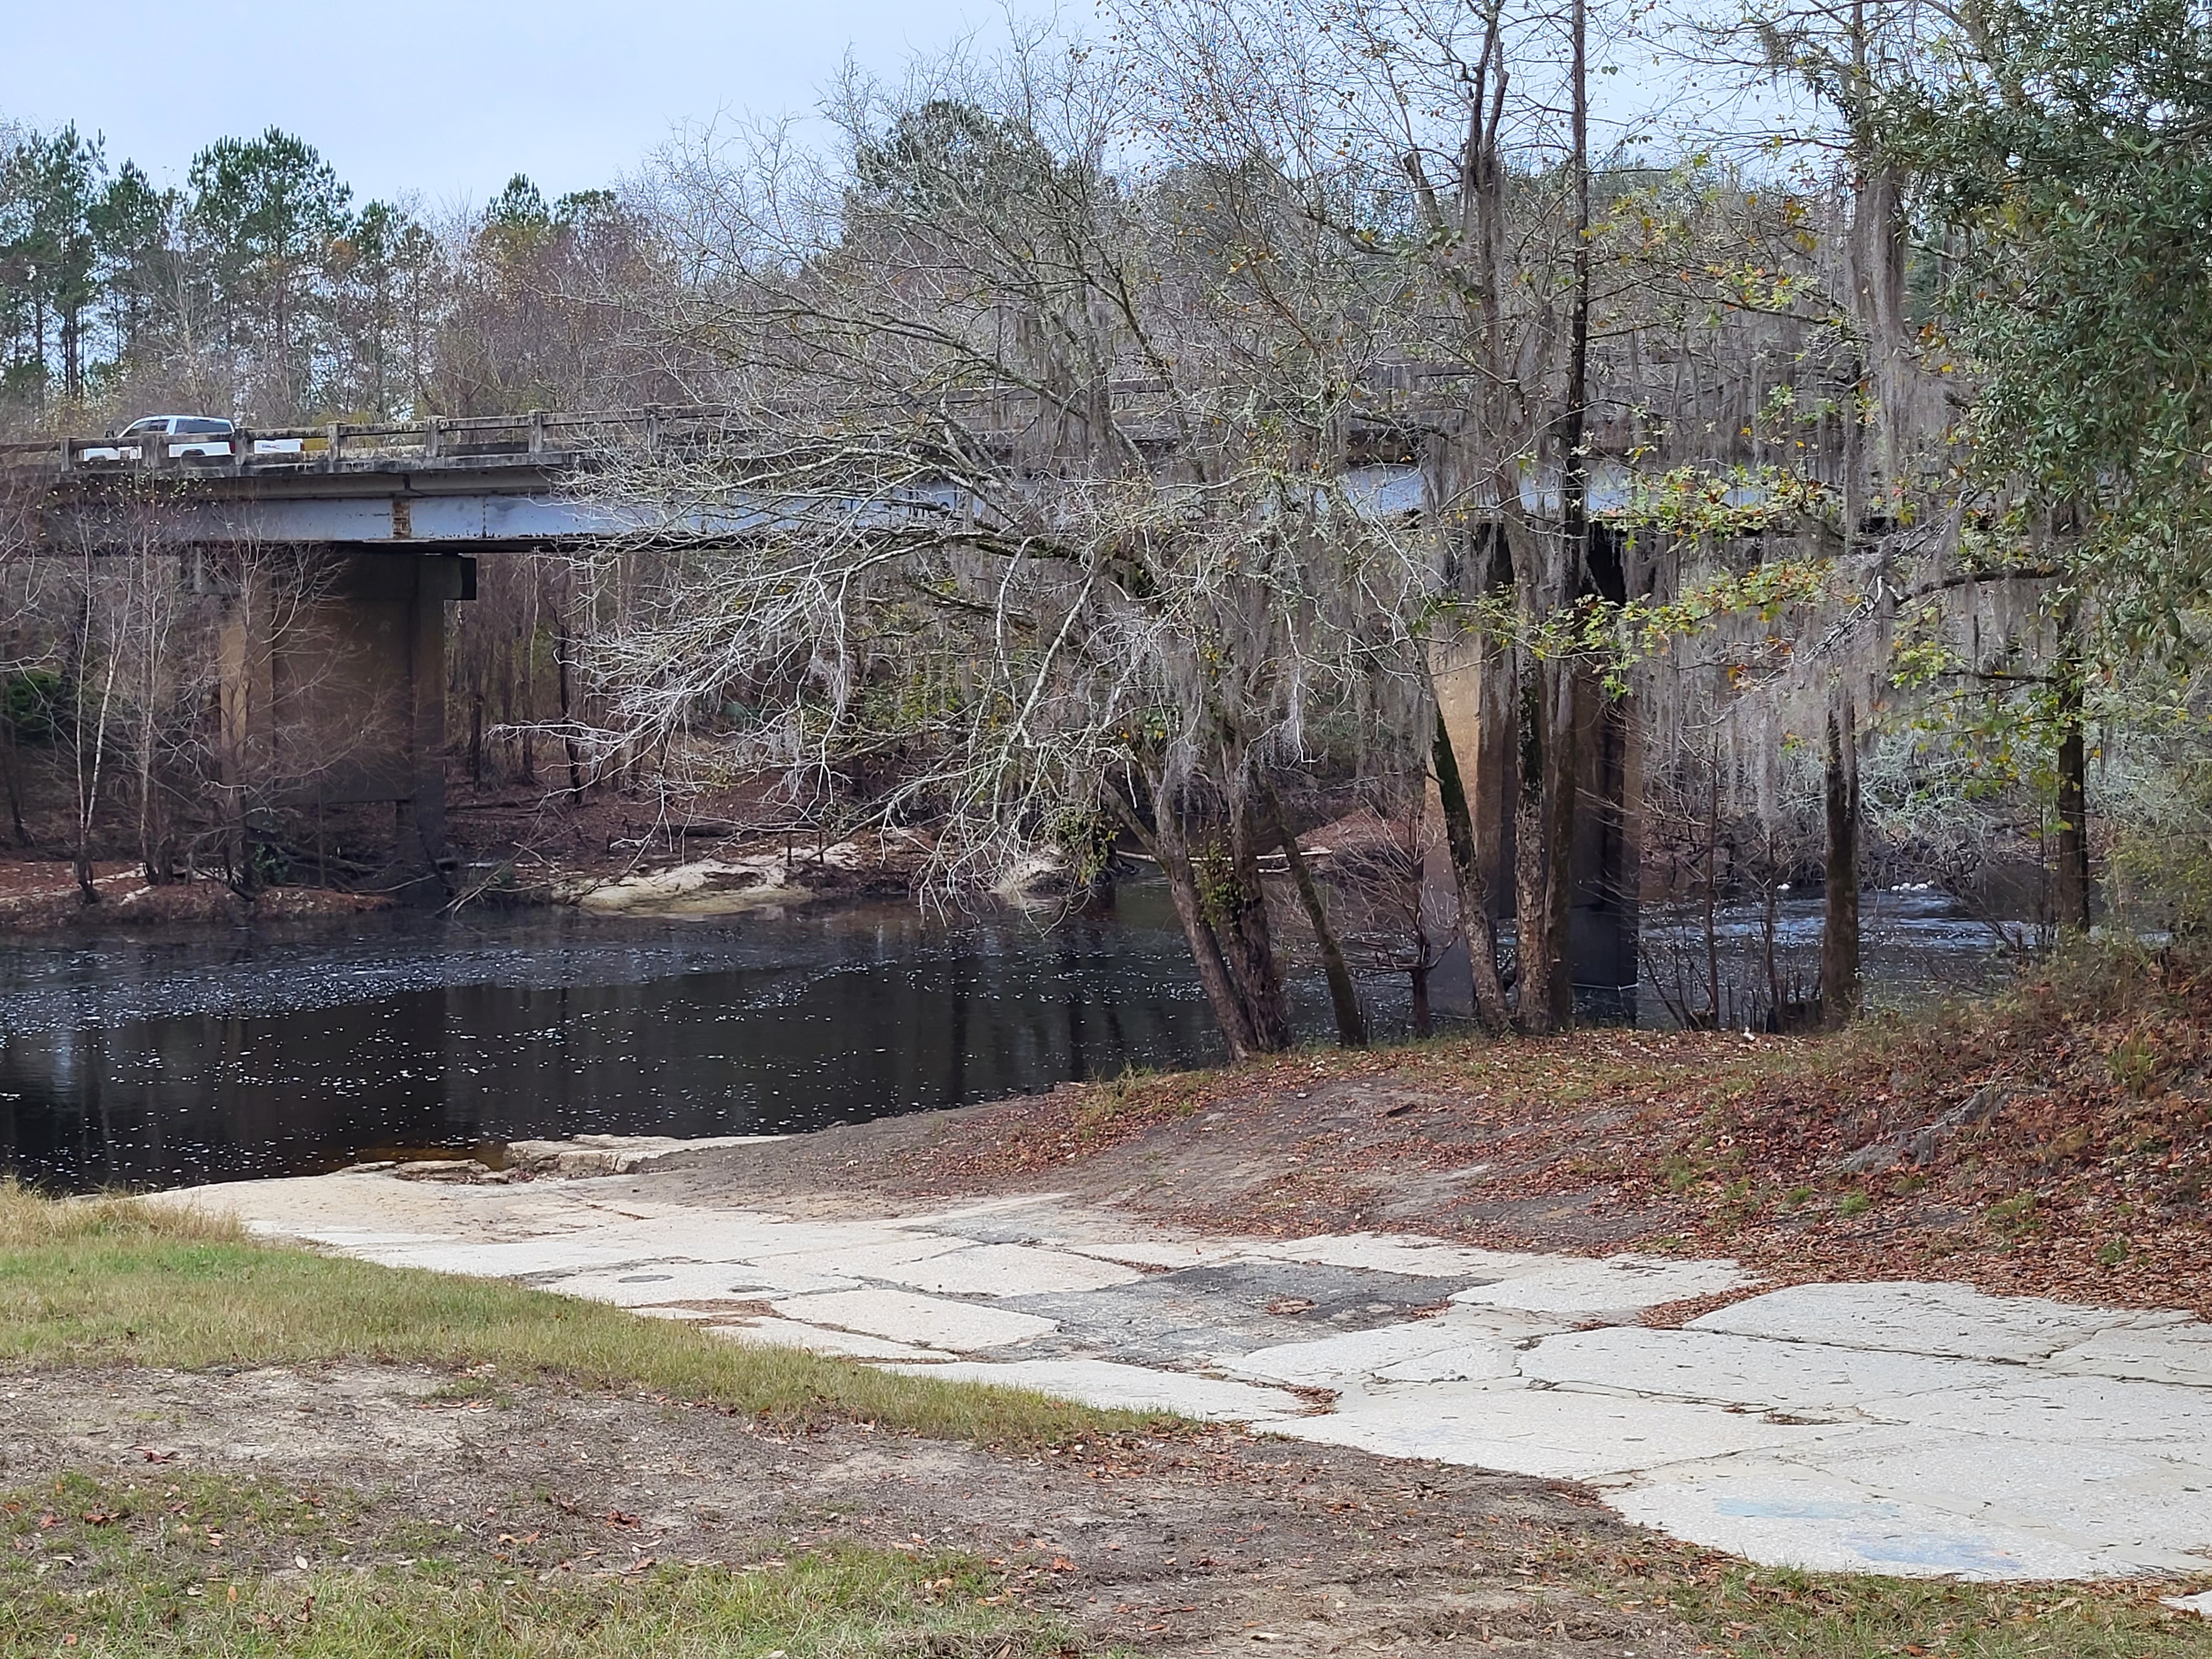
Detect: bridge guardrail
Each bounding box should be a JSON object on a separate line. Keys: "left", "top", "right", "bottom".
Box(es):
{"left": 1, "top": 407, "right": 739, "bottom": 477}
{"left": 1, "top": 370, "right": 1492, "bottom": 478}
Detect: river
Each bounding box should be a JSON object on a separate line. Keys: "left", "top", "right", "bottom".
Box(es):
{"left": 0, "top": 884, "right": 2007, "bottom": 1192}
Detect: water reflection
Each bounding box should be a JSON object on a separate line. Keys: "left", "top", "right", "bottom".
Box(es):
{"left": 0, "top": 889, "right": 1239, "bottom": 1193}
{"left": 0, "top": 883, "right": 2006, "bottom": 1194}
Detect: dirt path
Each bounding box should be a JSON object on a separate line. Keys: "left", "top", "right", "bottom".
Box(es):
{"left": 1, "top": 1363, "right": 1693, "bottom": 1657}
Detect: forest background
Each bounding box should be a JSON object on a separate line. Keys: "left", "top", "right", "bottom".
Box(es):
{"left": 2, "top": 0, "right": 2208, "bottom": 1055}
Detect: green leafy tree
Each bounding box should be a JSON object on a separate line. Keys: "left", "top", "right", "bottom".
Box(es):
{"left": 1881, "top": 0, "right": 2212, "bottom": 637}
{"left": 1867, "top": 0, "right": 2212, "bottom": 928}
{"left": 0, "top": 124, "right": 105, "bottom": 403}
{"left": 88, "top": 160, "right": 182, "bottom": 379}
{"left": 187, "top": 127, "right": 352, "bottom": 416}
{"left": 330, "top": 199, "right": 440, "bottom": 417}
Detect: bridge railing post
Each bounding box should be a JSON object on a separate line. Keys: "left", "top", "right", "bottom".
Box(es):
{"left": 528, "top": 410, "right": 547, "bottom": 457}
{"left": 422, "top": 417, "right": 441, "bottom": 461}
{"left": 325, "top": 422, "right": 343, "bottom": 472}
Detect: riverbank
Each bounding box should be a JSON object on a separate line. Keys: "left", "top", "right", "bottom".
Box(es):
{"left": 0, "top": 858, "right": 398, "bottom": 931}
{"left": 0, "top": 775, "right": 1006, "bottom": 936}
{"left": 0, "top": 832, "right": 941, "bottom": 935}
{"left": 8, "top": 1185, "right": 2210, "bottom": 1656}
{"left": 634, "top": 942, "right": 2212, "bottom": 1321}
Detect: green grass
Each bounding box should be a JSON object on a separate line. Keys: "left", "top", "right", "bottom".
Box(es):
{"left": 1, "top": 1474, "right": 1072, "bottom": 1659}
{"left": 1668, "top": 1566, "right": 2212, "bottom": 1656}
{"left": 0, "top": 1183, "right": 1166, "bottom": 1445}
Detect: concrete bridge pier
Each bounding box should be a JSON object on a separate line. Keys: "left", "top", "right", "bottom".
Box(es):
{"left": 393, "top": 552, "right": 468, "bottom": 883}
{"left": 216, "top": 550, "right": 473, "bottom": 890}
{"left": 1430, "top": 637, "right": 1642, "bottom": 1022}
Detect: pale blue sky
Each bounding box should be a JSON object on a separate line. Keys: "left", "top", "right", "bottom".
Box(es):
{"left": 3, "top": 1, "right": 1051, "bottom": 210}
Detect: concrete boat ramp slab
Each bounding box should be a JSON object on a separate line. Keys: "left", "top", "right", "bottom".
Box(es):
{"left": 159, "top": 1164, "right": 2212, "bottom": 1585}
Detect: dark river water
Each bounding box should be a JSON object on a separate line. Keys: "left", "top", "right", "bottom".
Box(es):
{"left": 0, "top": 886, "right": 1259, "bottom": 1193}
{"left": 0, "top": 884, "right": 2004, "bottom": 1193}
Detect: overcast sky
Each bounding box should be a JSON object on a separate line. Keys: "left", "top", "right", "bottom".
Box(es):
{"left": 2, "top": 1, "right": 1052, "bottom": 210}
{"left": 4, "top": 3, "right": 1805, "bottom": 214}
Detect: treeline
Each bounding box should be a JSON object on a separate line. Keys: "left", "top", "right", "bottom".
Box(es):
{"left": 0, "top": 125, "right": 661, "bottom": 427}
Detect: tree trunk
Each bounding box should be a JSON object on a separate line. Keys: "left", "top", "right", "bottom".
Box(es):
{"left": 557, "top": 601, "right": 585, "bottom": 804}
{"left": 1703, "top": 753, "right": 1722, "bottom": 1026}
{"left": 1264, "top": 777, "right": 1365, "bottom": 1048}
{"left": 1540, "top": 656, "right": 1580, "bottom": 1027}
{"left": 1510, "top": 0, "right": 1592, "bottom": 1035}
{"left": 0, "top": 710, "right": 28, "bottom": 847}
{"left": 1431, "top": 705, "right": 1512, "bottom": 1031}
{"left": 1133, "top": 789, "right": 1261, "bottom": 1062}
{"left": 1820, "top": 697, "right": 1862, "bottom": 1026}
{"left": 1209, "top": 793, "right": 1296, "bottom": 1053}
{"left": 1514, "top": 656, "right": 1552, "bottom": 1033}
{"left": 137, "top": 742, "right": 165, "bottom": 884}
{"left": 69, "top": 589, "right": 105, "bottom": 906}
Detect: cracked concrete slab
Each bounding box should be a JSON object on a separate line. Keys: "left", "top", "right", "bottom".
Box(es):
{"left": 1227, "top": 1308, "right": 1545, "bottom": 1388}
{"left": 1452, "top": 1254, "right": 1752, "bottom": 1315}
{"left": 1692, "top": 1280, "right": 2132, "bottom": 1361}
{"left": 709, "top": 1318, "right": 956, "bottom": 1362}
{"left": 542, "top": 1259, "right": 858, "bottom": 1302}
{"left": 769, "top": 1287, "right": 1059, "bottom": 1350}
{"left": 1610, "top": 1458, "right": 2141, "bottom": 1580}
{"left": 1293, "top": 1379, "right": 1836, "bottom": 1479}
{"left": 151, "top": 1162, "right": 2212, "bottom": 1581}
{"left": 1519, "top": 1325, "right": 1990, "bottom": 1415}
{"left": 869, "top": 1243, "right": 1148, "bottom": 1297}
{"left": 2047, "top": 1319, "right": 2212, "bottom": 1387}
{"left": 1233, "top": 1233, "right": 1574, "bottom": 1281}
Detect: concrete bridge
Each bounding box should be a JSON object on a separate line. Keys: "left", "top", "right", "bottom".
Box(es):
{"left": 2, "top": 401, "right": 1642, "bottom": 1014}
{"left": 0, "top": 397, "right": 1430, "bottom": 884}
{"left": 16, "top": 406, "right": 707, "bottom": 547}
{"left": 2, "top": 411, "right": 686, "bottom": 881}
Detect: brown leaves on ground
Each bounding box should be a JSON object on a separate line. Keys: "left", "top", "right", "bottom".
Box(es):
{"left": 0, "top": 857, "right": 392, "bottom": 931}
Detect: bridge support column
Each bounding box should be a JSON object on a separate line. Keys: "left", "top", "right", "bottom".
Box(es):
{"left": 295, "top": 552, "right": 472, "bottom": 891}
{"left": 1429, "top": 628, "right": 1517, "bottom": 925}
{"left": 216, "top": 578, "right": 275, "bottom": 880}
{"left": 1430, "top": 637, "right": 1641, "bottom": 1024}
{"left": 399, "top": 556, "right": 471, "bottom": 880}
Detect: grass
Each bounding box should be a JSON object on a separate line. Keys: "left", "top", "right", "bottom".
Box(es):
{"left": 1, "top": 1473, "right": 1072, "bottom": 1659}
{"left": 0, "top": 1182, "right": 1167, "bottom": 1446}
{"left": 1666, "top": 1565, "right": 2212, "bottom": 1656}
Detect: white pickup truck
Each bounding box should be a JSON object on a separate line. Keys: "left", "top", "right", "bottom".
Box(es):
{"left": 80, "top": 416, "right": 304, "bottom": 461}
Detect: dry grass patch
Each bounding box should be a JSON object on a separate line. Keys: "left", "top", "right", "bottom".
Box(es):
{"left": 1662, "top": 1564, "right": 2212, "bottom": 1656}
{"left": 0, "top": 1182, "right": 1171, "bottom": 1446}
{"left": 1, "top": 1472, "right": 1070, "bottom": 1659}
